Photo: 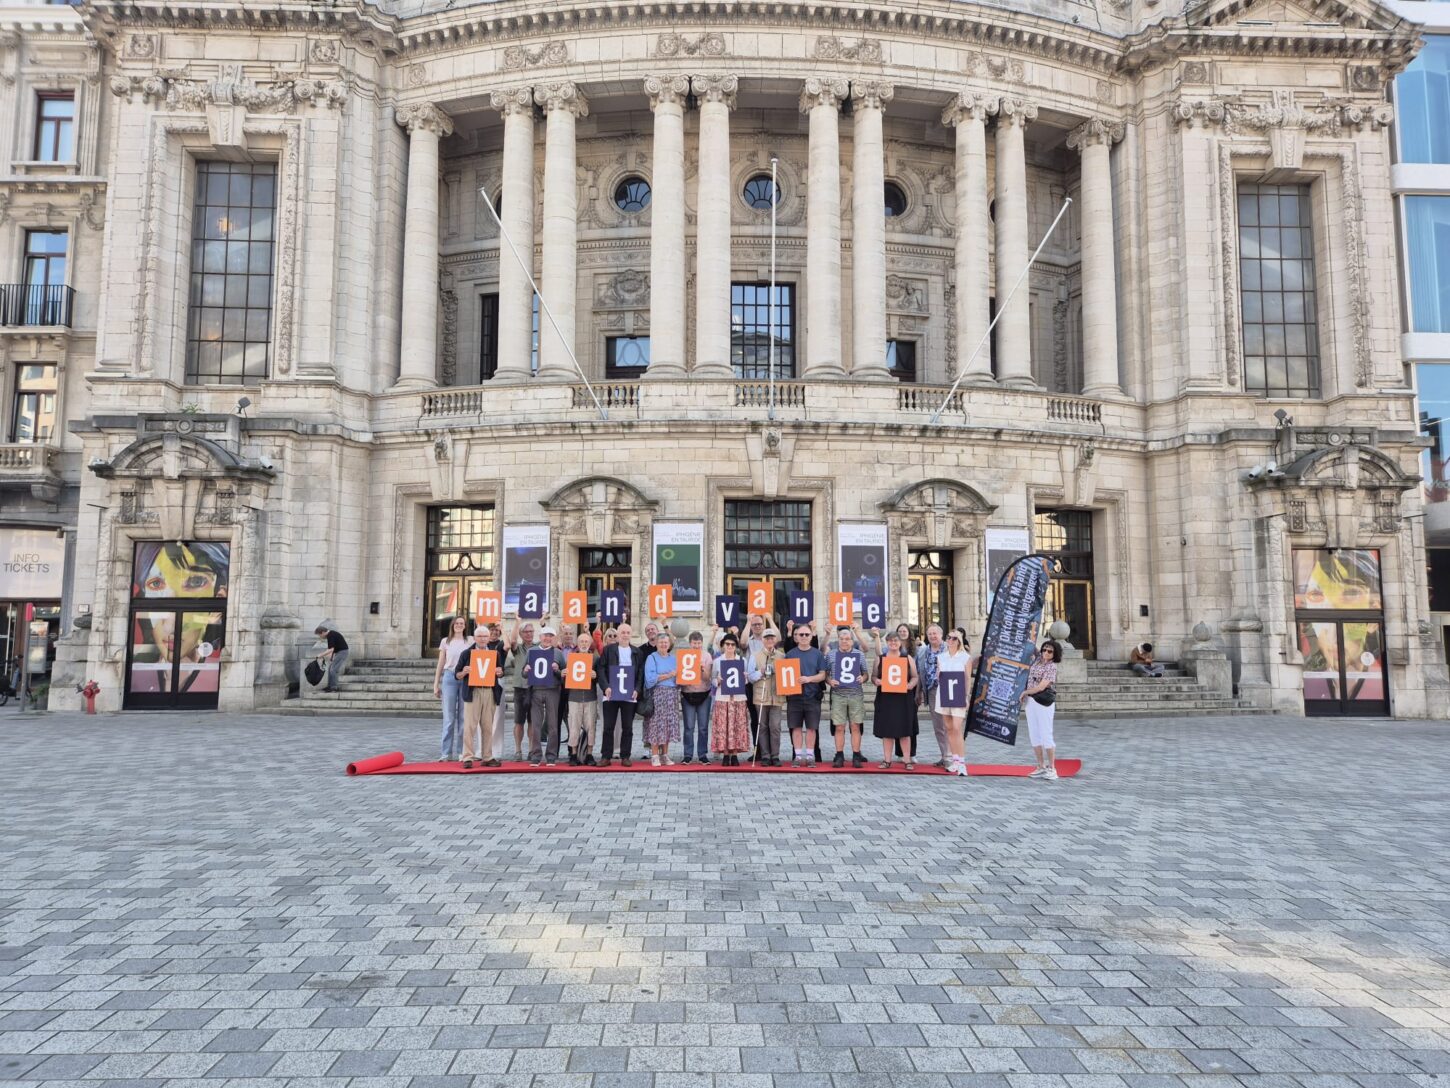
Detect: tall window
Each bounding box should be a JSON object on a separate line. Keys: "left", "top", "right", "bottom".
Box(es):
{"left": 605, "top": 336, "right": 650, "bottom": 377}
{"left": 11, "top": 365, "right": 57, "bottom": 443}
{"left": 886, "top": 339, "right": 917, "bottom": 382}
{"left": 34, "top": 94, "right": 74, "bottom": 162}
{"left": 730, "top": 282, "right": 795, "bottom": 379}
{"left": 22, "top": 230, "right": 67, "bottom": 326}
{"left": 1238, "top": 183, "right": 1321, "bottom": 398}
{"left": 1404, "top": 197, "right": 1450, "bottom": 333}
{"left": 724, "top": 501, "right": 812, "bottom": 575}
{"left": 1397, "top": 36, "right": 1450, "bottom": 164}
{"left": 186, "top": 161, "right": 276, "bottom": 385}
{"left": 479, "top": 292, "right": 499, "bottom": 380}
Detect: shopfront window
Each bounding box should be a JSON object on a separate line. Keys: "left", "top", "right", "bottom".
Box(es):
{"left": 1396, "top": 36, "right": 1450, "bottom": 164}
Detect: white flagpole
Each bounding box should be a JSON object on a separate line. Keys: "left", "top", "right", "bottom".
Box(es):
{"left": 481, "top": 187, "right": 608, "bottom": 422}
{"left": 929, "top": 196, "right": 1074, "bottom": 426}
{"left": 768, "top": 156, "right": 778, "bottom": 422}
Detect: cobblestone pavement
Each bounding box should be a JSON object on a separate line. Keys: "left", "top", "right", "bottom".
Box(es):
{"left": 4, "top": 711, "right": 1450, "bottom": 1088}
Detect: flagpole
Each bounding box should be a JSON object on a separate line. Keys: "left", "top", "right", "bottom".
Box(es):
{"left": 929, "top": 196, "right": 1074, "bottom": 426}
{"left": 767, "top": 155, "right": 778, "bottom": 422}
{"left": 481, "top": 187, "right": 608, "bottom": 422}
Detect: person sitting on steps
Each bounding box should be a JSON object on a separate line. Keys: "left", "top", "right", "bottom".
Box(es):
{"left": 1129, "top": 642, "right": 1164, "bottom": 678}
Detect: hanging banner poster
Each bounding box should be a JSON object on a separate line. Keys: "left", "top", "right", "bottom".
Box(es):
{"left": 502, "top": 525, "right": 551, "bottom": 612}
{"left": 838, "top": 523, "right": 888, "bottom": 610}
{"left": 966, "top": 553, "right": 1051, "bottom": 746}
{"left": 984, "top": 527, "right": 1030, "bottom": 610}
{"left": 653, "top": 522, "right": 704, "bottom": 612}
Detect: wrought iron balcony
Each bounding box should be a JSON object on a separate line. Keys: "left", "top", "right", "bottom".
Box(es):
{"left": 0, "top": 285, "right": 75, "bottom": 329}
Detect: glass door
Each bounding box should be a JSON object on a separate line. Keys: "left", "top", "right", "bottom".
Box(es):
{"left": 125, "top": 608, "right": 226, "bottom": 709}
{"left": 907, "top": 550, "right": 953, "bottom": 636}
{"left": 580, "top": 547, "right": 632, "bottom": 629}
{"left": 425, "top": 575, "right": 493, "bottom": 650}
{"left": 1046, "top": 580, "right": 1095, "bottom": 658}
{"left": 1299, "top": 619, "right": 1389, "bottom": 716}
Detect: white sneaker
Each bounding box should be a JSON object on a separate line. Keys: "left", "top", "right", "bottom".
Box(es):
{"left": 651, "top": 754, "right": 661, "bottom": 767}
{"left": 1043, "top": 766, "right": 1059, "bottom": 781}
{"left": 663, "top": 755, "right": 674, "bottom": 766}
{"left": 1028, "top": 766, "right": 1047, "bottom": 779}
{"left": 953, "top": 758, "right": 969, "bottom": 777}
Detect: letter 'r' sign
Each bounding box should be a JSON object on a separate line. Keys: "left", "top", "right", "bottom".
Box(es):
{"left": 469, "top": 651, "right": 496, "bottom": 687}
{"left": 564, "top": 653, "right": 594, "bottom": 690}
{"left": 938, "top": 670, "right": 967, "bottom": 708}
{"left": 880, "top": 657, "right": 909, "bottom": 694}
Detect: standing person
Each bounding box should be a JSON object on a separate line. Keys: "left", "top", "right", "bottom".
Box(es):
{"left": 636, "top": 620, "right": 662, "bottom": 757}
{"left": 643, "top": 631, "right": 681, "bottom": 766}
{"left": 503, "top": 619, "right": 537, "bottom": 761}
{"left": 566, "top": 631, "right": 600, "bottom": 766}
{"left": 1129, "top": 642, "right": 1164, "bottom": 678}
{"left": 526, "top": 627, "right": 568, "bottom": 767}
{"left": 914, "top": 624, "right": 949, "bottom": 768}
{"left": 679, "top": 630, "right": 714, "bottom": 764}
{"left": 709, "top": 635, "right": 751, "bottom": 765}
{"left": 598, "top": 621, "right": 640, "bottom": 767}
{"left": 872, "top": 631, "right": 920, "bottom": 769}
{"left": 823, "top": 627, "right": 869, "bottom": 768}
{"left": 455, "top": 625, "right": 505, "bottom": 769}
{"left": 896, "top": 622, "right": 917, "bottom": 659}
{"left": 784, "top": 625, "right": 827, "bottom": 768}
{"left": 314, "top": 624, "right": 349, "bottom": 693}
{"left": 747, "top": 628, "right": 785, "bottom": 766}
{"left": 432, "top": 616, "right": 470, "bottom": 761}
{"left": 934, "top": 630, "right": 973, "bottom": 777}
{"left": 1022, "top": 640, "right": 1062, "bottom": 780}
{"left": 489, "top": 622, "right": 508, "bottom": 744}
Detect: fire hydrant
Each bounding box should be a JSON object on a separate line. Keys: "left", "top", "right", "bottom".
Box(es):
{"left": 77, "top": 680, "right": 101, "bottom": 714}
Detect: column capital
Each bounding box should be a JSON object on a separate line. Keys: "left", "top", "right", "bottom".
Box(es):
{"left": 395, "top": 102, "right": 453, "bottom": 137}
{"left": 941, "top": 91, "right": 993, "bottom": 128}
{"left": 989, "top": 96, "right": 1038, "bottom": 128}
{"left": 690, "top": 73, "right": 738, "bottom": 108}
{"left": 644, "top": 74, "right": 692, "bottom": 109}
{"left": 1066, "top": 116, "right": 1126, "bottom": 151}
{"left": 850, "top": 80, "right": 894, "bottom": 111}
{"left": 490, "top": 87, "right": 534, "bottom": 118}
{"left": 799, "top": 76, "right": 849, "bottom": 113}
{"left": 534, "top": 81, "right": 589, "bottom": 118}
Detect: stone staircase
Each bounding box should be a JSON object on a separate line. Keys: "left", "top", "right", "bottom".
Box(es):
{"left": 1052, "top": 660, "right": 1258, "bottom": 719}
{"left": 282, "top": 657, "right": 442, "bottom": 717}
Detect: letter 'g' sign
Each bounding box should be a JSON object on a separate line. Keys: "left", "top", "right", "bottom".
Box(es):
{"left": 938, "top": 670, "right": 967, "bottom": 708}
{"left": 564, "top": 652, "right": 594, "bottom": 691}
{"left": 880, "top": 657, "right": 909, "bottom": 694}
{"left": 833, "top": 651, "right": 863, "bottom": 686}
{"left": 775, "top": 658, "right": 803, "bottom": 696}
{"left": 474, "top": 590, "right": 503, "bottom": 625}
{"left": 748, "top": 581, "right": 771, "bottom": 615}
{"left": 718, "top": 658, "right": 746, "bottom": 695}
{"left": 518, "top": 583, "right": 545, "bottom": 619}
{"left": 861, "top": 595, "right": 885, "bottom": 629}
{"left": 648, "top": 583, "right": 673, "bottom": 618}
{"left": 829, "top": 592, "right": 853, "bottom": 626}
{"left": 677, "top": 649, "right": 702, "bottom": 684}
{"left": 562, "top": 591, "right": 587, "bottom": 625}
{"left": 611, "top": 664, "right": 636, "bottom": 702}
{"left": 601, "top": 590, "right": 627, "bottom": 623}
{"left": 526, "top": 647, "right": 554, "bottom": 686}
{"left": 469, "top": 650, "right": 497, "bottom": 687}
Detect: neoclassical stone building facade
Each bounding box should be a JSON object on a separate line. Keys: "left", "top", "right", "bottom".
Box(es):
{"left": 19, "top": 0, "right": 1446, "bottom": 715}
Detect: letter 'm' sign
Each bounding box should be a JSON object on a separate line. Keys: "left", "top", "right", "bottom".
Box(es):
{"left": 474, "top": 590, "right": 503, "bottom": 625}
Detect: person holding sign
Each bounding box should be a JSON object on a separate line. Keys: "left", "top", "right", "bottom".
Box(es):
{"left": 935, "top": 631, "right": 973, "bottom": 777}
{"left": 503, "top": 619, "right": 538, "bottom": 761}
{"left": 709, "top": 635, "right": 751, "bottom": 764}
{"left": 747, "top": 628, "right": 785, "bottom": 765}
{"left": 1022, "top": 640, "right": 1061, "bottom": 780}
{"left": 679, "top": 632, "right": 714, "bottom": 765}
{"left": 871, "top": 631, "right": 919, "bottom": 768}
{"left": 565, "top": 632, "right": 600, "bottom": 765}
{"left": 455, "top": 625, "right": 506, "bottom": 768}
{"left": 433, "top": 616, "right": 470, "bottom": 762}
{"left": 784, "top": 625, "right": 828, "bottom": 767}
{"left": 525, "top": 627, "right": 568, "bottom": 766}
{"left": 643, "top": 631, "right": 682, "bottom": 766}
{"left": 824, "top": 628, "right": 870, "bottom": 769}
{"left": 598, "top": 621, "right": 641, "bottom": 767}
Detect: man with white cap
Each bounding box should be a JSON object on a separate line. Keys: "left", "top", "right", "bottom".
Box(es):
{"left": 526, "top": 626, "right": 569, "bottom": 766}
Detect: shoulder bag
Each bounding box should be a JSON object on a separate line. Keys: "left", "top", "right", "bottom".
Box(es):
{"left": 1030, "top": 686, "right": 1057, "bottom": 706}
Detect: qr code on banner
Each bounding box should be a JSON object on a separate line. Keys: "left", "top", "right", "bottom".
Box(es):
{"left": 988, "top": 674, "right": 1018, "bottom": 705}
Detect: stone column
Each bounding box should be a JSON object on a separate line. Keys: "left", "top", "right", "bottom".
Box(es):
{"left": 534, "top": 82, "right": 588, "bottom": 381}
{"left": 393, "top": 103, "right": 453, "bottom": 390}
{"left": 850, "top": 81, "right": 893, "bottom": 381}
{"left": 490, "top": 88, "right": 536, "bottom": 381}
{"left": 990, "top": 96, "right": 1038, "bottom": 388}
{"left": 645, "top": 75, "right": 690, "bottom": 378}
{"left": 691, "top": 73, "right": 738, "bottom": 378}
{"left": 943, "top": 93, "right": 993, "bottom": 384}
{"left": 800, "top": 77, "right": 849, "bottom": 380}
{"left": 1068, "top": 117, "right": 1126, "bottom": 398}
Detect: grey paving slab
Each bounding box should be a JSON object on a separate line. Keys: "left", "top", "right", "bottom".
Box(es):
{"left": 4, "top": 711, "right": 1450, "bottom": 1088}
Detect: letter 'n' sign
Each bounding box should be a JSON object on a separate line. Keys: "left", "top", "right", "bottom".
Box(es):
{"left": 469, "top": 651, "right": 496, "bottom": 687}
{"left": 611, "top": 664, "right": 636, "bottom": 702}
{"left": 474, "top": 590, "right": 502, "bottom": 625}
{"left": 677, "top": 649, "right": 702, "bottom": 685}
{"left": 880, "top": 657, "right": 909, "bottom": 694}
{"left": 648, "top": 583, "right": 673, "bottom": 618}
{"left": 601, "top": 590, "right": 627, "bottom": 623}
{"left": 526, "top": 647, "right": 554, "bottom": 686}
{"left": 518, "top": 583, "right": 545, "bottom": 619}
{"left": 564, "top": 652, "right": 594, "bottom": 691}
{"left": 938, "top": 670, "right": 967, "bottom": 709}
{"left": 776, "top": 658, "right": 803, "bottom": 696}
{"left": 748, "top": 581, "right": 772, "bottom": 615}
{"left": 562, "top": 591, "right": 587, "bottom": 624}
{"left": 789, "top": 592, "right": 813, "bottom": 623}
{"left": 829, "top": 592, "right": 853, "bottom": 626}
{"left": 718, "top": 658, "right": 746, "bottom": 695}
{"left": 833, "top": 651, "right": 863, "bottom": 686}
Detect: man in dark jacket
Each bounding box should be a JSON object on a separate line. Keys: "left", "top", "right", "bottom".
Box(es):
{"left": 597, "top": 621, "right": 642, "bottom": 767}
{"left": 455, "top": 626, "right": 506, "bottom": 768}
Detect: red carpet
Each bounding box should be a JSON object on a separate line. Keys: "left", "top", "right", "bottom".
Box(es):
{"left": 346, "top": 752, "right": 1082, "bottom": 778}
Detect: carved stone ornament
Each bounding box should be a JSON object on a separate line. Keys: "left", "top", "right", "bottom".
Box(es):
{"left": 644, "top": 74, "right": 691, "bottom": 108}
{"left": 1180, "top": 61, "right": 1210, "bottom": 84}
{"left": 850, "top": 81, "right": 894, "bottom": 111}
{"left": 395, "top": 102, "right": 453, "bottom": 137}
{"left": 655, "top": 32, "right": 727, "bottom": 57}
{"left": 503, "top": 41, "right": 569, "bottom": 70}
{"left": 885, "top": 275, "right": 927, "bottom": 314}
{"left": 1172, "top": 90, "right": 1392, "bottom": 138}
{"left": 126, "top": 33, "right": 158, "bottom": 59}
{"left": 1245, "top": 441, "right": 1418, "bottom": 549}
{"left": 490, "top": 86, "right": 533, "bottom": 116}
{"left": 110, "top": 64, "right": 347, "bottom": 112}
{"left": 880, "top": 479, "right": 996, "bottom": 550}
{"left": 799, "top": 77, "right": 849, "bottom": 113}
{"left": 813, "top": 36, "right": 882, "bottom": 62}
{"left": 534, "top": 82, "right": 589, "bottom": 117}
{"left": 690, "top": 73, "right": 738, "bottom": 107}
{"left": 541, "top": 476, "right": 658, "bottom": 549}
{"left": 965, "top": 52, "right": 1025, "bottom": 81}
{"left": 1066, "top": 117, "right": 1125, "bottom": 150}
{"left": 309, "top": 38, "right": 340, "bottom": 64}
{"left": 989, "top": 96, "right": 1038, "bottom": 127}
{"left": 596, "top": 269, "right": 650, "bottom": 308}
{"left": 942, "top": 91, "right": 993, "bottom": 128}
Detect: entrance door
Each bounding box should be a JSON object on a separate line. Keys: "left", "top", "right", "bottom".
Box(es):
{"left": 907, "top": 550, "right": 954, "bottom": 636}
{"left": 125, "top": 607, "right": 226, "bottom": 709}
{"left": 1293, "top": 548, "right": 1389, "bottom": 716}
{"left": 580, "top": 547, "right": 632, "bottom": 628}
{"left": 1046, "top": 579, "right": 1095, "bottom": 658}
{"left": 1034, "top": 508, "right": 1097, "bottom": 658}
{"left": 421, "top": 505, "right": 496, "bottom": 655}
{"left": 426, "top": 575, "right": 493, "bottom": 650}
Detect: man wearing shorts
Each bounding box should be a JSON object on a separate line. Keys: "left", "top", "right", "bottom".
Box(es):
{"left": 785, "top": 625, "right": 827, "bottom": 767}
{"left": 824, "top": 627, "right": 868, "bottom": 768}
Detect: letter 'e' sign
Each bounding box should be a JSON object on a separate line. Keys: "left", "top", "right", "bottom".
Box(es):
{"left": 880, "top": 657, "right": 909, "bottom": 694}
{"left": 861, "top": 595, "right": 885, "bottom": 629}
{"left": 564, "top": 653, "right": 594, "bottom": 691}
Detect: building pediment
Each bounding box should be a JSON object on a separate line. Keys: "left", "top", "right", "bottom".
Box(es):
{"left": 1184, "top": 0, "right": 1409, "bottom": 33}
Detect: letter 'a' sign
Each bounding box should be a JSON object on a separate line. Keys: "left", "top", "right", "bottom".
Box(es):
{"left": 526, "top": 647, "right": 554, "bottom": 686}
{"left": 833, "top": 651, "right": 864, "bottom": 686}
{"left": 861, "top": 595, "right": 886, "bottom": 630}
{"left": 562, "top": 591, "right": 587, "bottom": 625}
{"left": 775, "top": 658, "right": 803, "bottom": 696}
{"left": 938, "top": 670, "right": 967, "bottom": 708}
{"left": 610, "top": 663, "right": 636, "bottom": 702}
{"left": 748, "top": 581, "right": 772, "bottom": 615}
{"left": 601, "top": 590, "right": 627, "bottom": 623}
{"left": 518, "top": 583, "right": 545, "bottom": 619}
{"left": 789, "top": 592, "right": 813, "bottom": 623}
{"left": 474, "top": 590, "right": 503, "bottom": 625}
{"left": 564, "top": 652, "right": 594, "bottom": 691}
{"left": 469, "top": 650, "right": 497, "bottom": 687}
{"left": 648, "top": 583, "right": 674, "bottom": 618}
{"left": 829, "top": 592, "right": 853, "bottom": 626}
{"left": 718, "top": 658, "right": 746, "bottom": 695}
{"left": 715, "top": 594, "right": 740, "bottom": 628}
{"left": 677, "top": 649, "right": 702, "bottom": 684}
{"left": 880, "top": 656, "right": 909, "bottom": 694}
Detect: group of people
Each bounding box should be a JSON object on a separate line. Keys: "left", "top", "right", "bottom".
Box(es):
{"left": 431, "top": 611, "right": 1065, "bottom": 779}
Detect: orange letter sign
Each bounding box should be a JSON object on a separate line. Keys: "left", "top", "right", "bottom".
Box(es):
{"left": 564, "top": 653, "right": 594, "bottom": 691}
{"left": 648, "top": 583, "right": 674, "bottom": 618}
{"left": 880, "top": 657, "right": 909, "bottom": 694}
{"left": 776, "top": 658, "right": 802, "bottom": 696}
{"left": 469, "top": 651, "right": 497, "bottom": 687}
{"left": 829, "top": 592, "right": 853, "bottom": 626}
{"left": 474, "top": 590, "right": 503, "bottom": 625}
{"left": 748, "top": 581, "right": 772, "bottom": 616}
{"left": 677, "top": 649, "right": 702, "bottom": 685}
{"left": 562, "top": 590, "right": 588, "bottom": 625}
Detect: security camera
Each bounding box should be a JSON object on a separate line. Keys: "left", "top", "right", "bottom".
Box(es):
{"left": 1246, "top": 464, "right": 1265, "bottom": 480}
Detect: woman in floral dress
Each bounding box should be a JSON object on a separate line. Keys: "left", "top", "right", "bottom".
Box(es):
{"left": 709, "top": 635, "right": 752, "bottom": 765}
{"left": 643, "top": 631, "right": 681, "bottom": 766}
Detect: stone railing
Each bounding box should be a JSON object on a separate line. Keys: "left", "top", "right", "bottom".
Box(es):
{"left": 897, "top": 385, "right": 964, "bottom": 415}
{"left": 733, "top": 381, "right": 807, "bottom": 409}
{"left": 572, "top": 382, "right": 640, "bottom": 411}
{"left": 0, "top": 444, "right": 58, "bottom": 472}
{"left": 1046, "top": 395, "right": 1103, "bottom": 425}
{"left": 420, "top": 388, "right": 485, "bottom": 417}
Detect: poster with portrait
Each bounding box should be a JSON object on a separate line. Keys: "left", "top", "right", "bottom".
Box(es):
{"left": 984, "top": 528, "right": 1030, "bottom": 609}
{"left": 501, "top": 525, "right": 550, "bottom": 612}
{"left": 837, "top": 523, "right": 888, "bottom": 610}
{"left": 132, "top": 542, "right": 230, "bottom": 599}
{"left": 128, "top": 609, "right": 225, "bottom": 694}
{"left": 653, "top": 522, "right": 703, "bottom": 611}
{"left": 1293, "top": 549, "right": 1383, "bottom": 611}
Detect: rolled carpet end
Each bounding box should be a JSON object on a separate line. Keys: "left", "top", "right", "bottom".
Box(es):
{"left": 346, "top": 751, "right": 406, "bottom": 776}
